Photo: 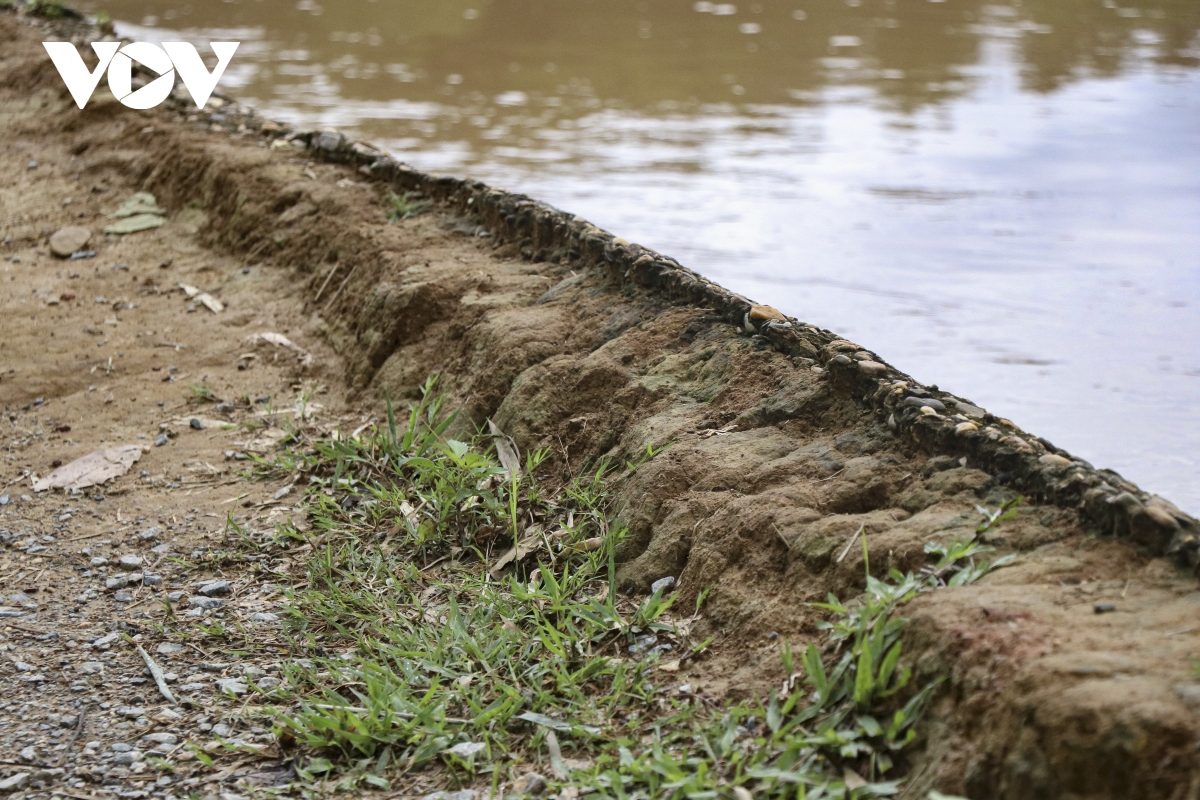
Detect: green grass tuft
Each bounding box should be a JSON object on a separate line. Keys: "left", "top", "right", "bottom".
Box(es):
{"left": 254, "top": 377, "right": 1017, "bottom": 797}
{"left": 386, "top": 191, "right": 431, "bottom": 223}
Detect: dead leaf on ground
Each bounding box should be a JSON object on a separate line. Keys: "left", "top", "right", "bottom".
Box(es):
{"left": 196, "top": 293, "right": 224, "bottom": 313}
{"left": 104, "top": 214, "right": 165, "bottom": 235}
{"left": 31, "top": 444, "right": 144, "bottom": 492}
{"left": 489, "top": 526, "right": 543, "bottom": 578}
{"left": 109, "top": 191, "right": 165, "bottom": 218}
{"left": 242, "top": 428, "right": 289, "bottom": 453}
{"left": 248, "top": 332, "right": 313, "bottom": 366}
{"left": 487, "top": 419, "right": 521, "bottom": 476}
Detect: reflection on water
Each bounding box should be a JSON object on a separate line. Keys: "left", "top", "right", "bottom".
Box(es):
{"left": 87, "top": 0, "right": 1200, "bottom": 511}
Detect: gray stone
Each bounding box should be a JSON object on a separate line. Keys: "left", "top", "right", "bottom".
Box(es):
{"left": 316, "top": 130, "right": 344, "bottom": 151}
{"left": 139, "top": 526, "right": 160, "bottom": 540}
{"left": 154, "top": 433, "right": 169, "bottom": 447}
{"left": 188, "top": 596, "right": 223, "bottom": 609}
{"left": 215, "top": 678, "right": 248, "bottom": 696}
{"left": 518, "top": 772, "right": 547, "bottom": 796}
{"left": 650, "top": 576, "right": 676, "bottom": 594}
{"left": 902, "top": 396, "right": 946, "bottom": 412}
{"left": 189, "top": 418, "right": 203, "bottom": 430}
{"left": 211, "top": 723, "right": 233, "bottom": 738}
{"left": 0, "top": 772, "right": 30, "bottom": 791}
{"left": 857, "top": 360, "right": 888, "bottom": 377}
{"left": 140, "top": 732, "right": 178, "bottom": 746}
{"left": 198, "top": 581, "right": 231, "bottom": 597}
{"left": 156, "top": 643, "right": 183, "bottom": 655}
{"left": 250, "top": 612, "right": 278, "bottom": 623}
{"left": 113, "top": 590, "right": 134, "bottom": 603}
{"left": 79, "top": 661, "right": 104, "bottom": 674}
{"left": 105, "top": 575, "right": 129, "bottom": 590}
{"left": 118, "top": 554, "right": 144, "bottom": 568}
{"left": 49, "top": 226, "right": 91, "bottom": 258}
{"left": 93, "top": 632, "right": 120, "bottom": 648}
{"left": 18, "top": 745, "right": 36, "bottom": 762}
{"left": 256, "top": 676, "right": 281, "bottom": 691}
{"left": 422, "top": 792, "right": 476, "bottom": 800}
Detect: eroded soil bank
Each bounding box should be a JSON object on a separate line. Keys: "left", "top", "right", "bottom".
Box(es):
{"left": 2, "top": 8, "right": 1199, "bottom": 800}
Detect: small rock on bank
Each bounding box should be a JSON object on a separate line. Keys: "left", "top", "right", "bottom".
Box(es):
{"left": 49, "top": 226, "right": 91, "bottom": 258}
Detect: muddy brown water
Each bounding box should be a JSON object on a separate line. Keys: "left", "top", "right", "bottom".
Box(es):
{"left": 85, "top": 0, "right": 1200, "bottom": 512}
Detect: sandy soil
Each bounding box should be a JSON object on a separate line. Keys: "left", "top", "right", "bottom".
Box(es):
{"left": 1, "top": 8, "right": 1198, "bottom": 800}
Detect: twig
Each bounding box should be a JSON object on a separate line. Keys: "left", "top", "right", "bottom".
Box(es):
{"left": 308, "top": 703, "right": 469, "bottom": 724}
{"left": 57, "top": 704, "right": 90, "bottom": 768}
{"left": 138, "top": 642, "right": 177, "bottom": 705}
{"left": 816, "top": 468, "right": 845, "bottom": 483}
{"left": 312, "top": 262, "right": 342, "bottom": 304}
{"left": 323, "top": 262, "right": 359, "bottom": 312}
{"left": 62, "top": 530, "right": 116, "bottom": 543}
{"left": 1, "top": 471, "right": 29, "bottom": 489}
{"left": 836, "top": 524, "right": 865, "bottom": 564}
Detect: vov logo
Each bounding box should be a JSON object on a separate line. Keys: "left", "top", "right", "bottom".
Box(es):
{"left": 43, "top": 41, "right": 239, "bottom": 110}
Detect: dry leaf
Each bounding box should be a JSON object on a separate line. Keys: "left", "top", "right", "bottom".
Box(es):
{"left": 196, "top": 293, "right": 224, "bottom": 313}
{"left": 487, "top": 418, "right": 521, "bottom": 476}
{"left": 31, "top": 444, "right": 143, "bottom": 492}
{"left": 842, "top": 767, "right": 868, "bottom": 790}
{"left": 489, "top": 527, "right": 543, "bottom": 577}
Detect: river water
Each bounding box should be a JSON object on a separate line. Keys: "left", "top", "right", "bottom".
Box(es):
{"left": 88, "top": 0, "right": 1200, "bottom": 512}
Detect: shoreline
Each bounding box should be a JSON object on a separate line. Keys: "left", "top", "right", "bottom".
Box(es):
{"left": 2, "top": 5, "right": 1199, "bottom": 798}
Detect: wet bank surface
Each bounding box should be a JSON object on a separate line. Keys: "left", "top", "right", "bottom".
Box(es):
{"left": 81, "top": 0, "right": 1200, "bottom": 513}
{"left": 3, "top": 7, "right": 1200, "bottom": 800}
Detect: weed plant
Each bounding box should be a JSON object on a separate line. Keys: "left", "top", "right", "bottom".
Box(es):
{"left": 259, "top": 378, "right": 1015, "bottom": 798}
{"left": 387, "top": 191, "right": 431, "bottom": 223}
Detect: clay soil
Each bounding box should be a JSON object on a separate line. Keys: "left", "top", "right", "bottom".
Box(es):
{"left": 1, "top": 9, "right": 1199, "bottom": 800}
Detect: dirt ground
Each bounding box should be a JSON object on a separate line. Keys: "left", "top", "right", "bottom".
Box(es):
{"left": 1, "top": 7, "right": 1199, "bottom": 800}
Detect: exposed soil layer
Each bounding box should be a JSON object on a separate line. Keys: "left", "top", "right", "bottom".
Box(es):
{"left": 2, "top": 9, "right": 1199, "bottom": 800}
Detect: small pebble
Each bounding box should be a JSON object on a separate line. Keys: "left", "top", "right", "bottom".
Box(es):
{"left": 650, "top": 576, "right": 676, "bottom": 594}
{"left": 198, "top": 580, "right": 231, "bottom": 597}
